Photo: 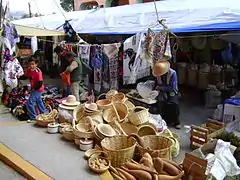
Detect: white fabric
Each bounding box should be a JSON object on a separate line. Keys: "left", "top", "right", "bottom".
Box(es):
{"left": 31, "top": 36, "right": 38, "bottom": 54}
{"left": 3, "top": 58, "right": 24, "bottom": 89}
{"left": 208, "top": 139, "right": 240, "bottom": 180}
{"left": 123, "top": 33, "right": 150, "bottom": 85}
{"left": 11, "top": 0, "right": 240, "bottom": 34}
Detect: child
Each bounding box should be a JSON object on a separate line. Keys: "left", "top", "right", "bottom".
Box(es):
{"left": 24, "top": 56, "right": 45, "bottom": 122}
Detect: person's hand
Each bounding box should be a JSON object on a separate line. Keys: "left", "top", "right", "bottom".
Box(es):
{"left": 155, "top": 85, "right": 161, "bottom": 90}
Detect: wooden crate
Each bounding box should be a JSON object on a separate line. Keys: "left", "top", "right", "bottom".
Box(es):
{"left": 190, "top": 119, "right": 224, "bottom": 149}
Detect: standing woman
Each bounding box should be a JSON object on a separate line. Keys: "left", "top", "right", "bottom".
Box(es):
{"left": 153, "top": 60, "right": 181, "bottom": 129}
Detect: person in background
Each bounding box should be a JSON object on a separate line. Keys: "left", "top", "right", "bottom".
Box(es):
{"left": 24, "top": 56, "right": 45, "bottom": 122}
{"left": 64, "top": 52, "right": 85, "bottom": 101}
{"left": 54, "top": 46, "right": 70, "bottom": 97}
{"left": 153, "top": 60, "right": 181, "bottom": 129}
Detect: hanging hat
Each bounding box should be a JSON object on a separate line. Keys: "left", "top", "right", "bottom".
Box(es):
{"left": 59, "top": 95, "right": 80, "bottom": 110}
{"left": 152, "top": 60, "right": 170, "bottom": 77}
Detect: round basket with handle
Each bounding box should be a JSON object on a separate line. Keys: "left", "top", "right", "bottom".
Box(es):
{"left": 73, "top": 116, "right": 94, "bottom": 139}
{"left": 101, "top": 136, "right": 137, "bottom": 167}
{"left": 111, "top": 92, "right": 127, "bottom": 103}
{"left": 130, "top": 134, "right": 173, "bottom": 160}
{"left": 137, "top": 123, "right": 157, "bottom": 137}
{"left": 128, "top": 106, "right": 149, "bottom": 126}
{"left": 96, "top": 94, "right": 112, "bottom": 110}
{"left": 36, "top": 105, "right": 58, "bottom": 127}
{"left": 103, "top": 103, "right": 128, "bottom": 124}
{"left": 162, "top": 129, "right": 180, "bottom": 158}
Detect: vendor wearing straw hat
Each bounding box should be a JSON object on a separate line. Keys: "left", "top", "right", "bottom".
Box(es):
{"left": 152, "top": 60, "right": 181, "bottom": 129}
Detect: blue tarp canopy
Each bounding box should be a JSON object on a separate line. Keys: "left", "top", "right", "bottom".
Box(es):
{"left": 12, "top": 0, "right": 240, "bottom": 34}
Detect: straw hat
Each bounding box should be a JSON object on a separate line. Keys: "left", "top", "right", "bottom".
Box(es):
{"left": 62, "top": 95, "right": 80, "bottom": 106}
{"left": 84, "top": 103, "right": 98, "bottom": 112}
{"left": 152, "top": 60, "right": 170, "bottom": 77}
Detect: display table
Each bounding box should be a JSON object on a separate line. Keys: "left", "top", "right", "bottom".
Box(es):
{"left": 126, "top": 91, "right": 158, "bottom": 114}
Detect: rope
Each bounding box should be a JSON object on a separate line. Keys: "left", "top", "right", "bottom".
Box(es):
{"left": 33, "top": 0, "right": 46, "bottom": 29}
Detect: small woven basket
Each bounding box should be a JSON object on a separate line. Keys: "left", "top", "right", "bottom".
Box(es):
{"left": 101, "top": 136, "right": 137, "bottom": 167}
{"left": 88, "top": 151, "right": 110, "bottom": 174}
{"left": 137, "top": 124, "right": 157, "bottom": 137}
{"left": 73, "top": 116, "right": 94, "bottom": 139}
{"left": 36, "top": 106, "right": 58, "bottom": 127}
{"left": 96, "top": 94, "right": 112, "bottom": 110}
{"left": 111, "top": 92, "right": 127, "bottom": 103}
{"left": 62, "top": 127, "right": 74, "bottom": 141}
{"left": 121, "top": 122, "right": 139, "bottom": 135}
{"left": 124, "top": 100, "right": 135, "bottom": 112}
{"left": 128, "top": 106, "right": 149, "bottom": 126}
{"left": 136, "top": 135, "right": 173, "bottom": 160}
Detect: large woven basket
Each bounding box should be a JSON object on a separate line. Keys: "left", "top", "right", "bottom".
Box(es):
{"left": 135, "top": 135, "right": 173, "bottom": 160}
{"left": 128, "top": 106, "right": 148, "bottom": 126}
{"left": 101, "top": 136, "right": 137, "bottom": 167}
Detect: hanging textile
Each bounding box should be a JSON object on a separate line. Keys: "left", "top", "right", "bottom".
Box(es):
{"left": 31, "top": 36, "right": 38, "bottom": 54}
{"left": 78, "top": 44, "right": 91, "bottom": 87}
{"left": 91, "top": 45, "right": 103, "bottom": 93}
{"left": 144, "top": 29, "right": 170, "bottom": 66}
{"left": 123, "top": 33, "right": 150, "bottom": 85}
{"left": 2, "top": 49, "right": 24, "bottom": 89}
{"left": 63, "top": 20, "right": 77, "bottom": 42}
{"left": 2, "top": 22, "right": 20, "bottom": 55}
{"left": 102, "top": 43, "right": 121, "bottom": 90}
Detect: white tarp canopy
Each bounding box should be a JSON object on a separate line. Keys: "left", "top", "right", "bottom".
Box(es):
{"left": 12, "top": 0, "right": 240, "bottom": 34}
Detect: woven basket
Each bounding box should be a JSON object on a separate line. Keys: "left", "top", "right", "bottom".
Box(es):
{"left": 96, "top": 99, "right": 112, "bottom": 110}
{"left": 162, "top": 129, "right": 180, "bottom": 158}
{"left": 135, "top": 135, "right": 173, "bottom": 160}
{"left": 137, "top": 124, "right": 157, "bottom": 137}
{"left": 124, "top": 100, "right": 135, "bottom": 112}
{"left": 111, "top": 92, "right": 127, "bottom": 103}
{"left": 128, "top": 106, "right": 149, "bottom": 126}
{"left": 62, "top": 127, "right": 74, "bottom": 141}
{"left": 198, "top": 71, "right": 210, "bottom": 89}
{"left": 121, "top": 122, "right": 139, "bottom": 135}
{"left": 101, "top": 136, "right": 137, "bottom": 167}
{"left": 187, "top": 68, "right": 198, "bottom": 87}
{"left": 106, "top": 90, "right": 118, "bottom": 100}
{"left": 103, "top": 103, "right": 128, "bottom": 123}
{"left": 73, "top": 116, "right": 94, "bottom": 139}
{"left": 36, "top": 106, "right": 58, "bottom": 127}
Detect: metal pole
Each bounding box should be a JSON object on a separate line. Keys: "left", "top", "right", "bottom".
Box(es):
{"left": 0, "top": 0, "right": 3, "bottom": 30}
{"left": 28, "top": 2, "right": 32, "bottom": 17}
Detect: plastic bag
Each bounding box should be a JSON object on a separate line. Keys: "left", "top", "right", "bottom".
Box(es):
{"left": 137, "top": 80, "right": 159, "bottom": 100}
{"left": 58, "top": 109, "right": 73, "bottom": 122}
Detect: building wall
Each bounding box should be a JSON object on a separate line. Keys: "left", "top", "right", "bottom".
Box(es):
{"left": 74, "top": 0, "right": 140, "bottom": 11}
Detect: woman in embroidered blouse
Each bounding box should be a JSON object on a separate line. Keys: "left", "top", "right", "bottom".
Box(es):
{"left": 153, "top": 60, "right": 181, "bottom": 129}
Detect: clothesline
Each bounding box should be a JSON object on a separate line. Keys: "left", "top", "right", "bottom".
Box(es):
{"left": 32, "top": 32, "right": 240, "bottom": 45}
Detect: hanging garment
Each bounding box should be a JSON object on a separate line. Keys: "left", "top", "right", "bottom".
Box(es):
{"left": 91, "top": 45, "right": 103, "bottom": 93}
{"left": 2, "top": 22, "right": 19, "bottom": 55}
{"left": 102, "top": 43, "right": 121, "bottom": 90}
{"left": 123, "top": 33, "right": 150, "bottom": 85}
{"left": 3, "top": 51, "right": 24, "bottom": 89}
{"left": 31, "top": 36, "right": 38, "bottom": 54}
{"left": 144, "top": 29, "right": 169, "bottom": 66}
{"left": 78, "top": 44, "right": 91, "bottom": 88}
{"left": 63, "top": 21, "right": 77, "bottom": 42}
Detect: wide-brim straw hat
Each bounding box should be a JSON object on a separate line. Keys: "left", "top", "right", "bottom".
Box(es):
{"left": 62, "top": 95, "right": 80, "bottom": 106}
{"left": 59, "top": 104, "right": 77, "bottom": 110}
{"left": 84, "top": 103, "right": 98, "bottom": 112}
{"left": 152, "top": 60, "right": 170, "bottom": 77}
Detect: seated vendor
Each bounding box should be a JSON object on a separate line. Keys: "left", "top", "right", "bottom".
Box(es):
{"left": 152, "top": 60, "right": 181, "bottom": 129}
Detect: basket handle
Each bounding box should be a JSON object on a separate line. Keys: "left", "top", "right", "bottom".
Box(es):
{"left": 163, "top": 128, "right": 174, "bottom": 137}
{"left": 97, "top": 93, "right": 106, "bottom": 101}
{"left": 46, "top": 104, "right": 53, "bottom": 113}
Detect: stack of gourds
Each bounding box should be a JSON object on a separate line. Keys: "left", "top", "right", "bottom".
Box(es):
{"left": 109, "top": 152, "right": 184, "bottom": 180}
